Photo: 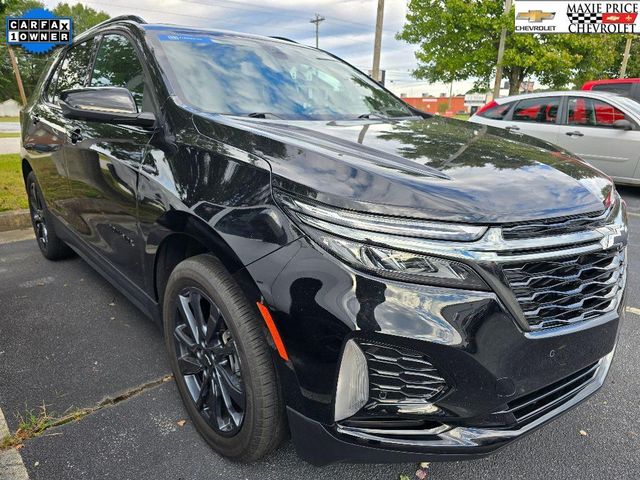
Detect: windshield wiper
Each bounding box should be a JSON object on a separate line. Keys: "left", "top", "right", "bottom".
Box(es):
{"left": 358, "top": 112, "right": 391, "bottom": 120}
{"left": 247, "top": 112, "right": 283, "bottom": 119}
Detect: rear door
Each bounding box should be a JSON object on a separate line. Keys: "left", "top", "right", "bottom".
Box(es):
{"left": 502, "top": 96, "right": 561, "bottom": 145}
{"left": 63, "top": 32, "right": 155, "bottom": 288}
{"left": 556, "top": 96, "right": 640, "bottom": 179}
{"left": 24, "top": 39, "right": 96, "bottom": 225}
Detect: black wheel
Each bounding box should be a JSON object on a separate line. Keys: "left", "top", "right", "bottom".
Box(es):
{"left": 163, "top": 254, "right": 286, "bottom": 461}
{"left": 26, "top": 171, "right": 73, "bottom": 260}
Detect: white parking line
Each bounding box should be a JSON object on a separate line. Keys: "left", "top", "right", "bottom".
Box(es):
{"left": 0, "top": 407, "right": 29, "bottom": 480}
{"left": 625, "top": 306, "right": 640, "bottom": 316}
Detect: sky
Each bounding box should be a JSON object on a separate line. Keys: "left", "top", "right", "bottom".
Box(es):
{"left": 41, "top": 0, "right": 479, "bottom": 96}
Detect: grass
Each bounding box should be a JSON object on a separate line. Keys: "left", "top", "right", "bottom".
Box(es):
{"left": 0, "top": 132, "right": 19, "bottom": 138}
{"left": 0, "top": 403, "right": 91, "bottom": 450}
{"left": 0, "top": 116, "right": 19, "bottom": 122}
{"left": 0, "top": 153, "right": 28, "bottom": 212}
{"left": 453, "top": 114, "right": 470, "bottom": 120}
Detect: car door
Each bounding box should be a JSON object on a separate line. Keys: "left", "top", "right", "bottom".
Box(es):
{"left": 556, "top": 96, "right": 640, "bottom": 179}
{"left": 502, "top": 96, "right": 561, "bottom": 145}
{"left": 63, "top": 32, "right": 155, "bottom": 288}
{"left": 23, "top": 40, "right": 96, "bottom": 225}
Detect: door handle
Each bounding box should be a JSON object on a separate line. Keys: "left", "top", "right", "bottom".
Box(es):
{"left": 505, "top": 125, "right": 520, "bottom": 132}
{"left": 566, "top": 130, "right": 584, "bottom": 137}
{"left": 69, "top": 128, "right": 83, "bottom": 144}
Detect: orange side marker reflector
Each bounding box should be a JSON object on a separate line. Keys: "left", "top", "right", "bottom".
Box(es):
{"left": 256, "top": 302, "right": 289, "bottom": 361}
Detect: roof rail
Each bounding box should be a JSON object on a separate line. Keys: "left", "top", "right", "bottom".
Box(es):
{"left": 269, "top": 36, "right": 298, "bottom": 43}
{"left": 79, "top": 15, "right": 146, "bottom": 37}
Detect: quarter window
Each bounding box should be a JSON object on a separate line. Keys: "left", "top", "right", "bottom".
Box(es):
{"left": 478, "top": 102, "right": 513, "bottom": 120}
{"left": 512, "top": 97, "right": 560, "bottom": 124}
{"left": 90, "top": 34, "right": 145, "bottom": 111}
{"left": 50, "top": 39, "right": 96, "bottom": 103}
{"left": 567, "top": 97, "right": 626, "bottom": 127}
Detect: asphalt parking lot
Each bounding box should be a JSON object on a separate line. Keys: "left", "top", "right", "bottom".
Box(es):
{"left": 1, "top": 189, "right": 640, "bottom": 479}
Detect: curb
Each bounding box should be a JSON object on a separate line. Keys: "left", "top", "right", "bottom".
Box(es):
{"left": 0, "top": 209, "right": 30, "bottom": 232}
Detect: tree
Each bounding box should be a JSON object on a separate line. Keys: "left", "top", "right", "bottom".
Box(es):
{"left": 396, "top": 0, "right": 625, "bottom": 94}
{"left": 0, "top": 1, "right": 109, "bottom": 102}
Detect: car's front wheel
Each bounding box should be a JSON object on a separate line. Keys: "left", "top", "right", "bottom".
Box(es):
{"left": 163, "top": 254, "right": 286, "bottom": 462}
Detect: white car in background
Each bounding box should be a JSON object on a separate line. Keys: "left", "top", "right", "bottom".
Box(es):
{"left": 469, "top": 91, "right": 640, "bottom": 185}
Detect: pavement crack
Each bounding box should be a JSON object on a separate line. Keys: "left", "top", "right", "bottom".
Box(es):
{"left": 0, "top": 374, "right": 173, "bottom": 450}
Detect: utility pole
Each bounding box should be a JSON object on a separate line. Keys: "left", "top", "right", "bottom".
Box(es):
{"left": 492, "top": 0, "right": 512, "bottom": 99}
{"left": 310, "top": 14, "right": 325, "bottom": 49}
{"left": 7, "top": 46, "right": 27, "bottom": 106}
{"left": 620, "top": 37, "right": 633, "bottom": 78}
{"left": 371, "top": 0, "right": 385, "bottom": 83}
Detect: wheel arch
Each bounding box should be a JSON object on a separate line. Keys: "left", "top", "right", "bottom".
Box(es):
{"left": 150, "top": 211, "right": 262, "bottom": 311}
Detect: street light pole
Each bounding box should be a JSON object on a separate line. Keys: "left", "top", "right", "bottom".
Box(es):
{"left": 371, "top": 0, "right": 385, "bottom": 83}
{"left": 493, "top": 0, "right": 512, "bottom": 99}
{"left": 310, "top": 14, "right": 325, "bottom": 49}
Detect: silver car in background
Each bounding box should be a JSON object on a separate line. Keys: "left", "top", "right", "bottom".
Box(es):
{"left": 470, "top": 91, "right": 640, "bottom": 185}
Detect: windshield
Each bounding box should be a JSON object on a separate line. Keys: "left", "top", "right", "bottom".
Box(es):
{"left": 616, "top": 96, "right": 640, "bottom": 117}
{"left": 148, "top": 31, "right": 413, "bottom": 120}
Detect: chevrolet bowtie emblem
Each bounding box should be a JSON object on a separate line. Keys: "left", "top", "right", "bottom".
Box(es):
{"left": 517, "top": 10, "right": 556, "bottom": 22}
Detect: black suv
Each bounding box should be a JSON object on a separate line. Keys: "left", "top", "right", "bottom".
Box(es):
{"left": 21, "top": 16, "right": 628, "bottom": 465}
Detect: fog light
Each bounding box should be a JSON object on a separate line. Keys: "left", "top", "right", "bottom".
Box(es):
{"left": 335, "top": 340, "right": 369, "bottom": 421}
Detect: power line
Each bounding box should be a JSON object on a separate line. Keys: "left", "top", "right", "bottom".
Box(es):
{"left": 310, "top": 14, "right": 325, "bottom": 49}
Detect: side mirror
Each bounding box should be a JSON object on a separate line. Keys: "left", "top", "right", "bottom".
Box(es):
{"left": 612, "top": 119, "right": 634, "bottom": 131}
{"left": 59, "top": 87, "right": 156, "bottom": 128}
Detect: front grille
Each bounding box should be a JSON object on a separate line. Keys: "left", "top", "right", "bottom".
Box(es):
{"left": 501, "top": 362, "right": 599, "bottom": 425}
{"left": 502, "top": 247, "right": 626, "bottom": 330}
{"left": 359, "top": 342, "right": 447, "bottom": 411}
{"left": 501, "top": 208, "right": 608, "bottom": 240}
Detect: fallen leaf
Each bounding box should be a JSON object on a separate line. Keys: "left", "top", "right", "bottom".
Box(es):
{"left": 108, "top": 302, "right": 115, "bottom": 306}
{"left": 419, "top": 462, "right": 430, "bottom": 469}
{"left": 110, "top": 317, "right": 115, "bottom": 320}
{"left": 579, "top": 430, "right": 588, "bottom": 436}
{"left": 177, "top": 420, "right": 186, "bottom": 427}
{"left": 34, "top": 461, "right": 39, "bottom": 467}
{"left": 415, "top": 469, "right": 427, "bottom": 480}
{"left": 15, "top": 444, "right": 24, "bottom": 450}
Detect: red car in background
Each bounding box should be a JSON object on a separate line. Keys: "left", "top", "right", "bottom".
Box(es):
{"left": 582, "top": 78, "right": 640, "bottom": 102}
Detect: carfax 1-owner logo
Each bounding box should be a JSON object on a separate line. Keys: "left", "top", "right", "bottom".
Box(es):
{"left": 515, "top": 0, "right": 640, "bottom": 33}
{"left": 5, "top": 7, "right": 72, "bottom": 53}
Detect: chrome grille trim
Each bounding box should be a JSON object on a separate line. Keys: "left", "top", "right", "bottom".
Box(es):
{"left": 501, "top": 207, "right": 610, "bottom": 240}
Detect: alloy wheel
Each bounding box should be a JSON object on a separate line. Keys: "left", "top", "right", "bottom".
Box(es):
{"left": 173, "top": 286, "right": 246, "bottom": 436}
{"left": 29, "top": 181, "right": 48, "bottom": 248}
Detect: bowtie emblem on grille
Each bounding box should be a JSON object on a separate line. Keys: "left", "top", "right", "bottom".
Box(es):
{"left": 596, "top": 225, "right": 626, "bottom": 250}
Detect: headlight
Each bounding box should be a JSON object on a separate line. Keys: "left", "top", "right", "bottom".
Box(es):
{"left": 276, "top": 192, "right": 489, "bottom": 290}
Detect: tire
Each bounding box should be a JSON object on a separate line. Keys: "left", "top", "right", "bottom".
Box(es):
{"left": 26, "top": 171, "right": 74, "bottom": 261}
{"left": 163, "top": 254, "right": 287, "bottom": 462}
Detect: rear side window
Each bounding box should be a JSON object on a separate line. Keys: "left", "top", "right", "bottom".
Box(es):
{"left": 49, "top": 39, "right": 96, "bottom": 103}
{"left": 512, "top": 97, "right": 560, "bottom": 123}
{"left": 567, "top": 97, "right": 626, "bottom": 127}
{"left": 90, "top": 34, "right": 145, "bottom": 112}
{"left": 591, "top": 83, "right": 632, "bottom": 95}
{"left": 478, "top": 102, "right": 513, "bottom": 120}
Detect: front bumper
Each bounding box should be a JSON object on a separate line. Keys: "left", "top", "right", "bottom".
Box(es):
{"left": 289, "top": 349, "right": 615, "bottom": 465}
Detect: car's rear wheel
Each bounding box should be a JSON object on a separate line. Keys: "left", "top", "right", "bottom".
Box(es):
{"left": 26, "top": 171, "right": 73, "bottom": 260}
{"left": 163, "top": 254, "right": 286, "bottom": 461}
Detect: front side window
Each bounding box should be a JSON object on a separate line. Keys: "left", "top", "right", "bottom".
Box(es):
{"left": 50, "top": 39, "right": 96, "bottom": 102}
{"left": 90, "top": 34, "right": 145, "bottom": 111}
{"left": 567, "top": 97, "right": 626, "bottom": 127}
{"left": 148, "top": 32, "right": 412, "bottom": 120}
{"left": 512, "top": 97, "right": 560, "bottom": 123}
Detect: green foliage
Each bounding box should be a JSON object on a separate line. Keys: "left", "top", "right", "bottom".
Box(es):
{"left": 0, "top": 153, "right": 28, "bottom": 212}
{"left": 0, "top": 1, "right": 109, "bottom": 102}
{"left": 397, "top": 0, "right": 637, "bottom": 93}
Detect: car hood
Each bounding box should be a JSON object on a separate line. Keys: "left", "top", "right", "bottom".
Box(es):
{"left": 193, "top": 114, "right": 612, "bottom": 224}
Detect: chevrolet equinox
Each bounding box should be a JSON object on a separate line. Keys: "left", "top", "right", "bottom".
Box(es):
{"left": 21, "top": 16, "right": 628, "bottom": 465}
